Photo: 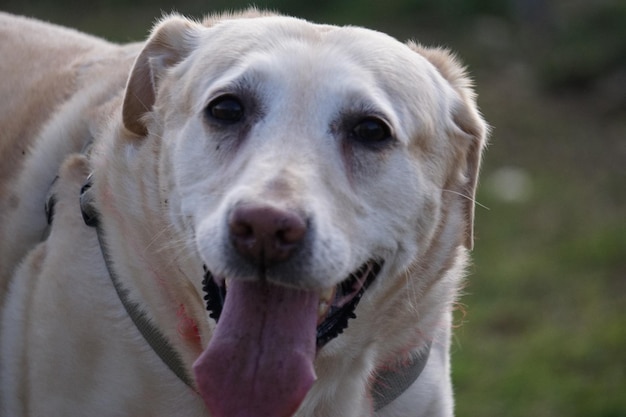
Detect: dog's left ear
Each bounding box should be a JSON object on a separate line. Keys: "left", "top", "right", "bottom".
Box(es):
{"left": 123, "top": 15, "right": 200, "bottom": 136}
{"left": 408, "top": 43, "right": 489, "bottom": 249}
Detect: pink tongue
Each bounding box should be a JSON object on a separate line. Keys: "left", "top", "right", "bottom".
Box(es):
{"left": 193, "top": 280, "right": 319, "bottom": 417}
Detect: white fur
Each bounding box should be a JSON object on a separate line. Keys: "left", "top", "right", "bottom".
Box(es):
{"left": 0, "top": 11, "right": 487, "bottom": 417}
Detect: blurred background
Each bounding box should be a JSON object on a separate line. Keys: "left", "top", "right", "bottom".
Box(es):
{"left": 2, "top": 0, "right": 624, "bottom": 415}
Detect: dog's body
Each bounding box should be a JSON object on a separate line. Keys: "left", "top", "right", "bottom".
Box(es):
{"left": 0, "top": 11, "right": 487, "bottom": 417}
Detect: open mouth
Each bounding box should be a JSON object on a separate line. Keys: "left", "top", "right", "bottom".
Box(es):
{"left": 201, "top": 260, "right": 383, "bottom": 348}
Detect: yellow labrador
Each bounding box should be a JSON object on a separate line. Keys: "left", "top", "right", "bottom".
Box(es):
{"left": 0, "top": 10, "right": 487, "bottom": 417}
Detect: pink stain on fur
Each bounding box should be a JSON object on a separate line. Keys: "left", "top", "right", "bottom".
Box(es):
{"left": 177, "top": 304, "right": 202, "bottom": 349}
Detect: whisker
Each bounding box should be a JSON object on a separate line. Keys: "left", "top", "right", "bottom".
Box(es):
{"left": 441, "top": 189, "right": 490, "bottom": 211}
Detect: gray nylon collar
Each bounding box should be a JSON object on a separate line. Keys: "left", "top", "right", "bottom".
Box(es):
{"left": 372, "top": 344, "right": 431, "bottom": 411}
{"left": 80, "top": 178, "right": 194, "bottom": 389}
{"left": 79, "top": 176, "right": 429, "bottom": 409}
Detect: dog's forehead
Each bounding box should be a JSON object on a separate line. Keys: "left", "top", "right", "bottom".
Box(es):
{"left": 193, "top": 16, "right": 441, "bottom": 92}
{"left": 176, "top": 17, "right": 450, "bottom": 140}
{"left": 206, "top": 15, "right": 399, "bottom": 51}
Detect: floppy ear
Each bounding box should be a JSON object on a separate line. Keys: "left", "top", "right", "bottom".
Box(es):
{"left": 122, "top": 15, "right": 200, "bottom": 136}
{"left": 408, "top": 43, "right": 488, "bottom": 249}
{"left": 454, "top": 106, "right": 487, "bottom": 250}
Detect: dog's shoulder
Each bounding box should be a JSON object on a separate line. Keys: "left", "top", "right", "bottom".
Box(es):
{"left": 0, "top": 13, "right": 138, "bottom": 301}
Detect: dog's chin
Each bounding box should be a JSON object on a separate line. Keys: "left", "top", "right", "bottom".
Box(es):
{"left": 202, "top": 259, "right": 384, "bottom": 348}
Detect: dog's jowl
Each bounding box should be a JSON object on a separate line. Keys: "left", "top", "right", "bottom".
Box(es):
{"left": 0, "top": 10, "right": 487, "bottom": 417}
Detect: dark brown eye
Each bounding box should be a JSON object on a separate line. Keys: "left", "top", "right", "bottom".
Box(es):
{"left": 206, "top": 95, "right": 244, "bottom": 123}
{"left": 352, "top": 118, "right": 391, "bottom": 144}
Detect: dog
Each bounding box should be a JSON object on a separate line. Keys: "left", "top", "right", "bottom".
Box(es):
{"left": 0, "top": 9, "right": 487, "bottom": 417}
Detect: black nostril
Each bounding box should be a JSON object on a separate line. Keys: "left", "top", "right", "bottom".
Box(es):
{"left": 228, "top": 204, "right": 307, "bottom": 266}
{"left": 230, "top": 221, "right": 254, "bottom": 241}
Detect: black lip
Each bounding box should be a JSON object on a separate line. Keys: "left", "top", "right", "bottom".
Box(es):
{"left": 202, "top": 265, "right": 225, "bottom": 322}
{"left": 201, "top": 261, "right": 383, "bottom": 348}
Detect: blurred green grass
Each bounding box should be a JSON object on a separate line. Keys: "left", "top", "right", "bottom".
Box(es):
{"left": 2, "top": 0, "right": 624, "bottom": 415}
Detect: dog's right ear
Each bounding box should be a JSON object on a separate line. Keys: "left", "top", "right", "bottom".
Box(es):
{"left": 123, "top": 16, "right": 200, "bottom": 136}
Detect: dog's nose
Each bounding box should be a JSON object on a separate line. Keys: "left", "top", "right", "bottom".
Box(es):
{"left": 228, "top": 204, "right": 307, "bottom": 266}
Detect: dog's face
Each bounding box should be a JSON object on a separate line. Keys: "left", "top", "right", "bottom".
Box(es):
{"left": 121, "top": 12, "right": 486, "bottom": 416}
{"left": 180, "top": 31, "right": 439, "bottom": 290}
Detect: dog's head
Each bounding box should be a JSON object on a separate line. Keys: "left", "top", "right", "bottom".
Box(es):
{"left": 121, "top": 11, "right": 487, "bottom": 416}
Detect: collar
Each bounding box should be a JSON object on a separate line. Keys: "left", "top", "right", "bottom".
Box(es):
{"left": 80, "top": 177, "right": 195, "bottom": 389}
{"left": 79, "top": 176, "right": 430, "bottom": 410}
{"left": 372, "top": 344, "right": 431, "bottom": 411}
